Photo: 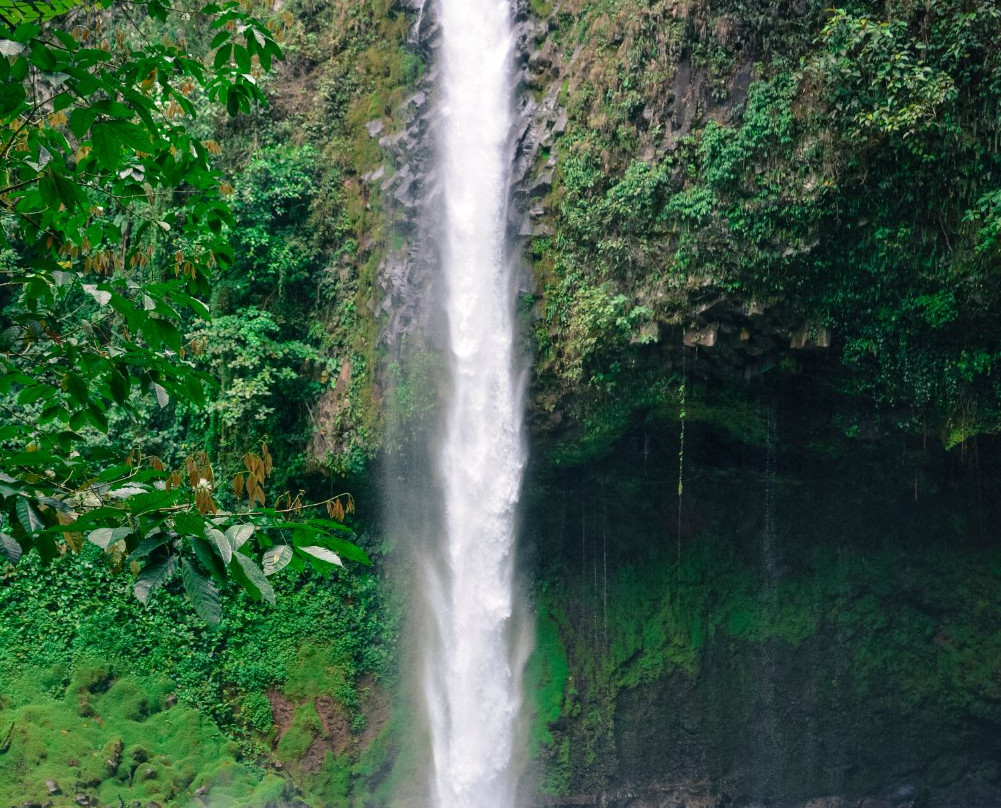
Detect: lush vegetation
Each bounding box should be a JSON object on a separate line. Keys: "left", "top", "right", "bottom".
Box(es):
{"left": 532, "top": 0, "right": 1001, "bottom": 451}
{"left": 2, "top": 0, "right": 1001, "bottom": 805}
{"left": 0, "top": 0, "right": 374, "bottom": 624}
{"left": 0, "top": 0, "right": 422, "bottom": 801}
{"left": 0, "top": 538, "right": 398, "bottom": 806}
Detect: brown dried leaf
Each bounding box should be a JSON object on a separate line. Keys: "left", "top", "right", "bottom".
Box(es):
{"left": 246, "top": 474, "right": 258, "bottom": 502}
{"left": 195, "top": 488, "right": 218, "bottom": 515}
{"left": 63, "top": 531, "right": 83, "bottom": 553}
{"left": 186, "top": 455, "right": 199, "bottom": 487}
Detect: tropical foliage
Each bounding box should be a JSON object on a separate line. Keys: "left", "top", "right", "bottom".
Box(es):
{"left": 0, "top": 0, "right": 363, "bottom": 623}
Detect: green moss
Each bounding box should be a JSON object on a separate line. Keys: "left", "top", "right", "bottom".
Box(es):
{"left": 0, "top": 668, "right": 271, "bottom": 808}
{"left": 276, "top": 702, "right": 323, "bottom": 763}
{"left": 526, "top": 604, "right": 570, "bottom": 756}
{"left": 285, "top": 643, "right": 351, "bottom": 703}
{"left": 314, "top": 751, "right": 352, "bottom": 804}
{"left": 530, "top": 0, "right": 553, "bottom": 18}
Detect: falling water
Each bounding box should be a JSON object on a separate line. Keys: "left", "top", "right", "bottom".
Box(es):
{"left": 422, "top": 2, "right": 525, "bottom": 808}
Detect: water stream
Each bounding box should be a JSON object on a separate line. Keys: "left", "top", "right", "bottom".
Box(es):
{"left": 422, "top": 2, "right": 525, "bottom": 808}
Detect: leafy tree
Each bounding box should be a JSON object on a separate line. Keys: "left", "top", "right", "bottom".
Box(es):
{"left": 0, "top": 0, "right": 366, "bottom": 624}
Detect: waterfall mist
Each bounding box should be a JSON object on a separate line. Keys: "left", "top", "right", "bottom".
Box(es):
{"left": 383, "top": 1, "right": 529, "bottom": 807}
{"left": 423, "top": 2, "right": 527, "bottom": 808}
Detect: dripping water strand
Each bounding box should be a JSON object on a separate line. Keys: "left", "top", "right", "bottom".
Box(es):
{"left": 602, "top": 495, "right": 607, "bottom": 655}
{"left": 677, "top": 350, "right": 686, "bottom": 565}
{"left": 763, "top": 401, "right": 777, "bottom": 581}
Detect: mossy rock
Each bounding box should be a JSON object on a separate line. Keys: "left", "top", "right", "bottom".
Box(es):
{"left": 0, "top": 669, "right": 277, "bottom": 808}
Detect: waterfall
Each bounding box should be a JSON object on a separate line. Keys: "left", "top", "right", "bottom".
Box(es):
{"left": 422, "top": 2, "right": 525, "bottom": 808}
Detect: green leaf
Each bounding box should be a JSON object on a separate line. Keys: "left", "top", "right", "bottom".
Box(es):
{"left": 109, "top": 368, "right": 129, "bottom": 405}
{"left": 17, "top": 385, "right": 51, "bottom": 406}
{"left": 151, "top": 381, "right": 169, "bottom": 408}
{"left": 15, "top": 498, "right": 43, "bottom": 535}
{"left": 63, "top": 372, "right": 88, "bottom": 405}
{"left": 232, "top": 552, "right": 275, "bottom": 605}
{"left": 0, "top": 532, "right": 22, "bottom": 564}
{"left": 134, "top": 555, "right": 178, "bottom": 605}
{"left": 189, "top": 535, "right": 226, "bottom": 579}
{"left": 87, "top": 526, "right": 131, "bottom": 550}
{"left": 261, "top": 544, "right": 292, "bottom": 576}
{"left": 91, "top": 120, "right": 122, "bottom": 169}
{"left": 85, "top": 401, "right": 108, "bottom": 432}
{"left": 225, "top": 523, "right": 254, "bottom": 550}
{"left": 213, "top": 43, "right": 232, "bottom": 69}
{"left": 126, "top": 532, "right": 170, "bottom": 562}
{"left": 51, "top": 170, "right": 84, "bottom": 210}
{"left": 3, "top": 0, "right": 83, "bottom": 24}
{"left": 298, "top": 545, "right": 343, "bottom": 567}
{"left": 233, "top": 44, "right": 250, "bottom": 73}
{"left": 109, "top": 119, "right": 152, "bottom": 152}
{"left": 69, "top": 106, "right": 99, "bottom": 139}
{"left": 29, "top": 42, "right": 58, "bottom": 71}
{"left": 181, "top": 559, "right": 221, "bottom": 626}
{"left": 0, "top": 83, "right": 26, "bottom": 115}
{"left": 204, "top": 526, "right": 231, "bottom": 565}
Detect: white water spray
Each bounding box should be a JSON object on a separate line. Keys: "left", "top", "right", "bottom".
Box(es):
{"left": 423, "top": 2, "right": 524, "bottom": 808}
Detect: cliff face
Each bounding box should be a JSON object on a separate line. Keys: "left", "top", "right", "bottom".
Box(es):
{"left": 515, "top": 0, "right": 1001, "bottom": 450}
{"left": 498, "top": 2, "right": 1001, "bottom": 805}
{"left": 521, "top": 392, "right": 1001, "bottom": 807}
{"left": 5, "top": 1, "right": 996, "bottom": 807}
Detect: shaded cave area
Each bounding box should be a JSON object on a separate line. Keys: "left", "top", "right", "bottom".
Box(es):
{"left": 520, "top": 375, "right": 1001, "bottom": 808}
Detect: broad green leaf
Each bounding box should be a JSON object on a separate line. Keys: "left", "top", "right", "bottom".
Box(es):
{"left": 204, "top": 526, "right": 231, "bottom": 564}
{"left": 87, "top": 525, "right": 131, "bottom": 550}
{"left": 15, "top": 498, "right": 43, "bottom": 535}
{"left": 181, "top": 560, "right": 221, "bottom": 626}
{"left": 69, "top": 106, "right": 99, "bottom": 139}
{"left": 91, "top": 120, "right": 121, "bottom": 169}
{"left": 134, "top": 555, "right": 179, "bottom": 605}
{"left": 51, "top": 170, "right": 84, "bottom": 210}
{"left": 127, "top": 532, "right": 170, "bottom": 562}
{"left": 109, "top": 368, "right": 129, "bottom": 405}
{"left": 0, "top": 532, "right": 22, "bottom": 564}
{"left": 299, "top": 545, "right": 343, "bottom": 567}
{"left": 0, "top": 83, "right": 26, "bottom": 115}
{"left": 28, "top": 42, "right": 57, "bottom": 71}
{"left": 151, "top": 382, "right": 169, "bottom": 408}
{"left": 109, "top": 119, "right": 152, "bottom": 152}
{"left": 63, "top": 372, "right": 88, "bottom": 405}
{"left": 189, "top": 535, "right": 226, "bottom": 579}
{"left": 85, "top": 402, "right": 108, "bottom": 432}
{"left": 62, "top": 506, "right": 124, "bottom": 530}
{"left": 225, "top": 523, "right": 254, "bottom": 550}
{"left": 213, "top": 43, "right": 232, "bottom": 69}
{"left": 261, "top": 544, "right": 292, "bottom": 576}
{"left": 17, "top": 385, "right": 50, "bottom": 406}
{"left": 233, "top": 553, "right": 275, "bottom": 605}
{"left": 0, "top": 0, "right": 84, "bottom": 25}
{"left": 233, "top": 44, "right": 250, "bottom": 73}
{"left": 81, "top": 283, "right": 112, "bottom": 306}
